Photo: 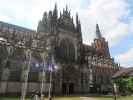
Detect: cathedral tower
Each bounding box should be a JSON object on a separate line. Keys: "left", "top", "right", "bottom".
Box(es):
{"left": 92, "top": 24, "right": 110, "bottom": 58}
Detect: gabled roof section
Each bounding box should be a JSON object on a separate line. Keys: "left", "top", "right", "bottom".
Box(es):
{"left": 112, "top": 67, "right": 133, "bottom": 79}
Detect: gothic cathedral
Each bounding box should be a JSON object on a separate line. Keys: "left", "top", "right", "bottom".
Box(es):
{"left": 0, "top": 4, "right": 120, "bottom": 95}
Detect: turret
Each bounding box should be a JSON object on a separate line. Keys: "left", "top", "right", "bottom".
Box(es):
{"left": 52, "top": 3, "right": 58, "bottom": 33}
{"left": 60, "top": 11, "right": 62, "bottom": 17}
{"left": 66, "top": 5, "right": 68, "bottom": 12}
{"left": 37, "top": 20, "right": 42, "bottom": 32}
{"left": 78, "top": 21, "right": 81, "bottom": 33}
{"left": 76, "top": 13, "right": 79, "bottom": 26}
{"left": 47, "top": 11, "right": 53, "bottom": 33}
{"left": 76, "top": 13, "right": 81, "bottom": 33}
{"left": 42, "top": 12, "right": 48, "bottom": 24}
{"left": 53, "top": 3, "right": 58, "bottom": 20}
{"left": 37, "top": 12, "right": 48, "bottom": 33}
{"left": 96, "top": 24, "right": 102, "bottom": 39}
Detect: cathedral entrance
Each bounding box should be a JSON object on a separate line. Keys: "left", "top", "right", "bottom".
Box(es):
{"left": 62, "top": 82, "right": 74, "bottom": 95}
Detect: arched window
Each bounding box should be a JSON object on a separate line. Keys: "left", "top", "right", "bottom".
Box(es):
{"left": 58, "top": 39, "right": 75, "bottom": 62}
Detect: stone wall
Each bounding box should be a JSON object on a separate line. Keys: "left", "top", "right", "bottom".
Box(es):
{"left": 0, "top": 81, "right": 51, "bottom": 95}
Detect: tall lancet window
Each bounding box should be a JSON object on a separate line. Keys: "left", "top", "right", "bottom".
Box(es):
{"left": 59, "top": 39, "right": 75, "bottom": 62}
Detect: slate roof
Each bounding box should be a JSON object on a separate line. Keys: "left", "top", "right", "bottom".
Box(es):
{"left": 0, "top": 21, "right": 35, "bottom": 32}
{"left": 112, "top": 67, "right": 133, "bottom": 79}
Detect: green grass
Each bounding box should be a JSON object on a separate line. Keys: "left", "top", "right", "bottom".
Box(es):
{"left": 0, "top": 97, "right": 29, "bottom": 100}
{"left": 0, "top": 96, "right": 132, "bottom": 100}
{"left": 92, "top": 96, "right": 133, "bottom": 100}
{"left": 0, "top": 96, "right": 81, "bottom": 100}
{"left": 53, "top": 96, "right": 81, "bottom": 100}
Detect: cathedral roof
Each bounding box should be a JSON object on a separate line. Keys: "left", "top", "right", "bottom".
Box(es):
{"left": 0, "top": 21, "right": 35, "bottom": 33}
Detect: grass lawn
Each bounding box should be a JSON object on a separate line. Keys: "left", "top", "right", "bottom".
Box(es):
{"left": 0, "top": 97, "right": 29, "bottom": 100}
{"left": 0, "top": 96, "right": 81, "bottom": 100}
{"left": 92, "top": 96, "right": 133, "bottom": 100}
{"left": 53, "top": 96, "right": 81, "bottom": 100}
{"left": 0, "top": 96, "right": 133, "bottom": 100}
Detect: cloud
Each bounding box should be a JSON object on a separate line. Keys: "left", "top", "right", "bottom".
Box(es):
{"left": 0, "top": 0, "right": 131, "bottom": 47}
{"left": 29, "top": 0, "right": 83, "bottom": 30}
{"left": 115, "top": 48, "right": 133, "bottom": 67}
{"left": 0, "top": 0, "right": 33, "bottom": 26}
{"left": 30, "top": 0, "right": 131, "bottom": 47}
{"left": 77, "top": 0, "right": 130, "bottom": 46}
{"left": 0, "top": 14, "right": 11, "bottom": 22}
{"left": 0, "top": 0, "right": 133, "bottom": 67}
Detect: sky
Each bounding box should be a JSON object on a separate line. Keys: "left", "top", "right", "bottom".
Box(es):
{"left": 0, "top": 0, "right": 133, "bottom": 67}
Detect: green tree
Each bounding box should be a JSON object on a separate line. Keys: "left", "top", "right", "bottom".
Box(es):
{"left": 114, "top": 77, "right": 133, "bottom": 94}
{"left": 127, "top": 77, "right": 133, "bottom": 92}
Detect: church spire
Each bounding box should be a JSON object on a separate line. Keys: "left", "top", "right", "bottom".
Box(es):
{"left": 96, "top": 24, "right": 102, "bottom": 39}
{"left": 76, "top": 13, "right": 79, "bottom": 29}
{"left": 76, "top": 13, "right": 81, "bottom": 33}
{"left": 66, "top": 5, "right": 68, "bottom": 11}
{"left": 53, "top": 3, "right": 58, "bottom": 19}
{"left": 93, "top": 24, "right": 110, "bottom": 57}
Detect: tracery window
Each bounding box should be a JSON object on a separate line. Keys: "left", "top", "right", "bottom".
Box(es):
{"left": 58, "top": 39, "right": 75, "bottom": 62}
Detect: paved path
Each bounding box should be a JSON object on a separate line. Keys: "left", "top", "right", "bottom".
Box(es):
{"left": 80, "top": 97, "right": 96, "bottom": 100}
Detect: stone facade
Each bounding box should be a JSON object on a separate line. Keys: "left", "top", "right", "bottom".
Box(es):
{"left": 0, "top": 4, "right": 120, "bottom": 96}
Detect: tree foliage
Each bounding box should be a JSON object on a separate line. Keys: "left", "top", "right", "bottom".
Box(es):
{"left": 114, "top": 77, "right": 133, "bottom": 94}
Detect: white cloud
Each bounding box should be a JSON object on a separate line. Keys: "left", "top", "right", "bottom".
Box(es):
{"left": 0, "top": 0, "right": 133, "bottom": 67}
{"left": 0, "top": 14, "right": 11, "bottom": 22}
{"left": 0, "top": 0, "right": 131, "bottom": 47}
{"left": 77, "top": 0, "right": 130, "bottom": 46}
{"left": 115, "top": 48, "right": 133, "bottom": 67}
{"left": 29, "top": 0, "right": 131, "bottom": 47}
